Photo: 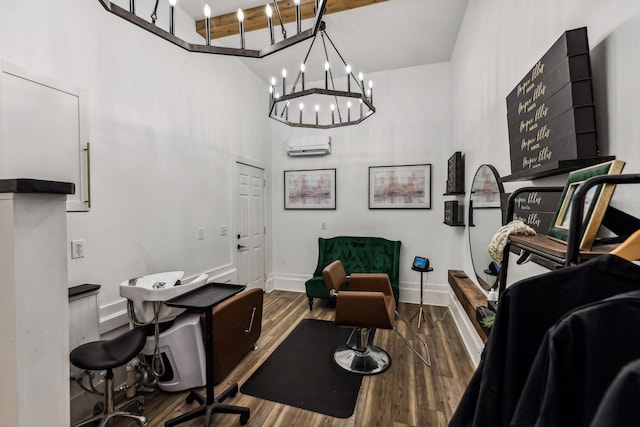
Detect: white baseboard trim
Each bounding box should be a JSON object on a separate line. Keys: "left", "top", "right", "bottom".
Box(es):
{"left": 448, "top": 290, "right": 484, "bottom": 367}
{"left": 398, "top": 282, "right": 450, "bottom": 306}
{"left": 99, "top": 265, "right": 237, "bottom": 335}
{"left": 265, "top": 273, "right": 277, "bottom": 293}
{"left": 272, "top": 273, "right": 309, "bottom": 294}
{"left": 271, "top": 274, "right": 451, "bottom": 306}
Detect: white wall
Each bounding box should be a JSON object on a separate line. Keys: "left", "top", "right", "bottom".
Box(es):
{"left": 267, "top": 1, "right": 640, "bottom": 363}
{"left": 269, "top": 62, "right": 456, "bottom": 305}
{"left": 3, "top": 0, "right": 640, "bottom": 369}
{"left": 0, "top": 0, "right": 272, "bottom": 329}
{"left": 451, "top": 0, "right": 640, "bottom": 284}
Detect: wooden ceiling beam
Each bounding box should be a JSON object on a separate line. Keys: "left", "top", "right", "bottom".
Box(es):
{"left": 195, "top": 0, "right": 387, "bottom": 40}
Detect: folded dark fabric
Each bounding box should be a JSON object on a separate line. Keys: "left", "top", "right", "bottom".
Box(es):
{"left": 590, "top": 358, "right": 640, "bottom": 427}
{"left": 510, "top": 290, "right": 640, "bottom": 427}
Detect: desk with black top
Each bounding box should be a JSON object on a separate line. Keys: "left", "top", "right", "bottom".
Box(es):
{"left": 164, "top": 283, "right": 250, "bottom": 426}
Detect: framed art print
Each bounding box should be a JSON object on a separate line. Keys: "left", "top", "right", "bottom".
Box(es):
{"left": 547, "top": 160, "right": 625, "bottom": 250}
{"left": 369, "top": 164, "right": 431, "bottom": 209}
{"left": 284, "top": 168, "right": 336, "bottom": 210}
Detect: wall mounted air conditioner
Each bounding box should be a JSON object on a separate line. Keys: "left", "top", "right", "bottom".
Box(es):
{"left": 286, "top": 135, "right": 332, "bottom": 156}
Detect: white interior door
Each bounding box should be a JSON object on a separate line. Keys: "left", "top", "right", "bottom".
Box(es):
{"left": 235, "top": 162, "right": 265, "bottom": 290}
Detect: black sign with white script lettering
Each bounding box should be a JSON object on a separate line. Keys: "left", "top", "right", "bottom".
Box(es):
{"left": 505, "top": 28, "right": 597, "bottom": 177}
{"left": 511, "top": 190, "right": 563, "bottom": 234}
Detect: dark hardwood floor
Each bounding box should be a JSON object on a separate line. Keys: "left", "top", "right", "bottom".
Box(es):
{"left": 105, "top": 290, "right": 474, "bottom": 427}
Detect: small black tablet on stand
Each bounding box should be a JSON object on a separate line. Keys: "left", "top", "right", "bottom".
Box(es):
{"left": 412, "top": 256, "right": 431, "bottom": 272}
{"left": 411, "top": 256, "right": 433, "bottom": 328}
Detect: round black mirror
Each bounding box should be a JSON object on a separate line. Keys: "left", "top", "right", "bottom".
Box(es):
{"left": 468, "top": 164, "right": 504, "bottom": 291}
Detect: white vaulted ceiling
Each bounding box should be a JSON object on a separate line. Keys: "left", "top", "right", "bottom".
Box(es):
{"left": 175, "top": 0, "right": 469, "bottom": 83}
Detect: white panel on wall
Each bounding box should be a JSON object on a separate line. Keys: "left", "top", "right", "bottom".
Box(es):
{"left": 0, "top": 61, "right": 90, "bottom": 212}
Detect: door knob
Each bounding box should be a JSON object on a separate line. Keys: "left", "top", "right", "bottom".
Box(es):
{"left": 237, "top": 244, "right": 247, "bottom": 250}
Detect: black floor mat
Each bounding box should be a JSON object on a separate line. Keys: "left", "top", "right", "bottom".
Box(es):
{"left": 240, "top": 319, "right": 362, "bottom": 418}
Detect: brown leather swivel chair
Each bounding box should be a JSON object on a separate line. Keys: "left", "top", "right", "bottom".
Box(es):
{"left": 323, "top": 260, "right": 432, "bottom": 375}
{"left": 323, "top": 260, "right": 396, "bottom": 374}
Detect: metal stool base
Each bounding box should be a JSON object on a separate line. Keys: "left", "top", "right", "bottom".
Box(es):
{"left": 333, "top": 344, "right": 391, "bottom": 375}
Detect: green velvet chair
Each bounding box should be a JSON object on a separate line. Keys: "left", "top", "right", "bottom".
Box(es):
{"left": 305, "top": 236, "right": 401, "bottom": 310}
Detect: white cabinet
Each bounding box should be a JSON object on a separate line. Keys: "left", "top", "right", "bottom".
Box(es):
{"left": 0, "top": 61, "right": 90, "bottom": 211}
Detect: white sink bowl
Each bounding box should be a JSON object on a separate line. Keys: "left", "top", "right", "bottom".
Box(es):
{"left": 120, "top": 271, "right": 208, "bottom": 324}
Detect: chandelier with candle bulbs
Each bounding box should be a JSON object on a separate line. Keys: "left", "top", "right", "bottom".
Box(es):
{"left": 96, "top": 0, "right": 327, "bottom": 58}
{"left": 268, "top": 21, "right": 375, "bottom": 129}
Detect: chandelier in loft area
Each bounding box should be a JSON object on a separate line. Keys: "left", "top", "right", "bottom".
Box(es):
{"left": 268, "top": 21, "right": 375, "bottom": 129}
{"left": 96, "top": 0, "right": 327, "bottom": 58}
{"left": 96, "top": 1, "right": 375, "bottom": 129}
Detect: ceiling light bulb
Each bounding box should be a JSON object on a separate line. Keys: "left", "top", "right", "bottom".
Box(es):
{"left": 325, "top": 61, "right": 330, "bottom": 71}
{"left": 282, "top": 69, "right": 287, "bottom": 78}
{"left": 300, "top": 63, "right": 305, "bottom": 73}
{"left": 315, "top": 104, "right": 320, "bottom": 112}
{"left": 346, "top": 65, "right": 351, "bottom": 74}
{"left": 358, "top": 72, "right": 363, "bottom": 81}
{"left": 369, "top": 80, "right": 373, "bottom": 88}
{"left": 294, "top": 0, "right": 300, "bottom": 5}
{"left": 270, "top": 77, "right": 276, "bottom": 86}
{"left": 266, "top": 4, "right": 272, "bottom": 18}
{"left": 169, "top": 0, "right": 176, "bottom": 6}
{"left": 203, "top": 4, "right": 211, "bottom": 18}
{"left": 347, "top": 101, "right": 352, "bottom": 108}
{"left": 237, "top": 8, "right": 244, "bottom": 22}
{"left": 299, "top": 102, "right": 304, "bottom": 110}
{"left": 330, "top": 103, "right": 335, "bottom": 111}
{"left": 269, "top": 85, "right": 273, "bottom": 94}
{"left": 275, "top": 92, "right": 280, "bottom": 99}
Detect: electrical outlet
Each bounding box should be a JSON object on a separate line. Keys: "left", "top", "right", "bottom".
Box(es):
{"left": 220, "top": 225, "right": 228, "bottom": 236}
{"left": 198, "top": 227, "right": 205, "bottom": 240}
{"left": 71, "top": 239, "right": 85, "bottom": 259}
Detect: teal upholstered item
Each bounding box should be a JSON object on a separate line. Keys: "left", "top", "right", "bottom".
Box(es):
{"left": 305, "top": 236, "right": 401, "bottom": 310}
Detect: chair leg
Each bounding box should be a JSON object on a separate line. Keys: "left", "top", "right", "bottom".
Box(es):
{"left": 74, "top": 414, "right": 105, "bottom": 427}
{"left": 333, "top": 327, "right": 391, "bottom": 375}
{"left": 99, "top": 411, "right": 148, "bottom": 427}
{"left": 73, "top": 369, "right": 148, "bottom": 427}
{"left": 115, "top": 394, "right": 145, "bottom": 412}
{"left": 344, "top": 327, "right": 377, "bottom": 351}
{"left": 394, "top": 310, "right": 432, "bottom": 367}
{"left": 308, "top": 297, "right": 314, "bottom": 310}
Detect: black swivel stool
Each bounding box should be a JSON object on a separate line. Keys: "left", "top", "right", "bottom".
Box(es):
{"left": 70, "top": 327, "right": 148, "bottom": 427}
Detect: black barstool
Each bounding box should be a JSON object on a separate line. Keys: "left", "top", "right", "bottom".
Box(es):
{"left": 70, "top": 327, "right": 148, "bottom": 427}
